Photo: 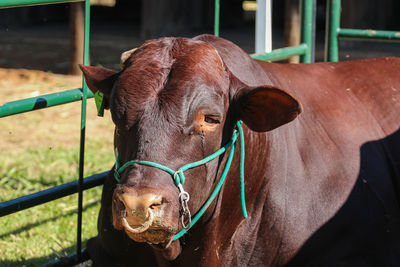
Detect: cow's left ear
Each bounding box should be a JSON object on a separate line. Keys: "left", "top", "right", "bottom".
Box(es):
{"left": 233, "top": 86, "right": 302, "bottom": 132}
{"left": 79, "top": 64, "right": 119, "bottom": 109}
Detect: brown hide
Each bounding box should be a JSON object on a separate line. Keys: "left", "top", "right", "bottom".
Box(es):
{"left": 83, "top": 35, "right": 400, "bottom": 266}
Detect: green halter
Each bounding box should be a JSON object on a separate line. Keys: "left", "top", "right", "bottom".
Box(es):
{"left": 114, "top": 121, "right": 247, "bottom": 240}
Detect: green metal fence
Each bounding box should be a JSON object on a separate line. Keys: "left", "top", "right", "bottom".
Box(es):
{"left": 251, "top": 0, "right": 315, "bottom": 63}
{"left": 325, "top": 0, "right": 400, "bottom": 62}
{"left": 0, "top": 0, "right": 94, "bottom": 265}
{"left": 0, "top": 0, "right": 316, "bottom": 265}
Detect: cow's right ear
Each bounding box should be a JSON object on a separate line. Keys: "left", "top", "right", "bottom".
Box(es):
{"left": 79, "top": 65, "right": 119, "bottom": 109}
{"left": 233, "top": 85, "right": 302, "bottom": 132}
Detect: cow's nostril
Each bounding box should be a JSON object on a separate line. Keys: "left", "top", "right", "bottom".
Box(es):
{"left": 119, "top": 193, "right": 163, "bottom": 219}
{"left": 122, "top": 208, "right": 154, "bottom": 234}
{"left": 149, "top": 203, "right": 161, "bottom": 210}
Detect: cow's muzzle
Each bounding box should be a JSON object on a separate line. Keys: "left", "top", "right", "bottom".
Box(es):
{"left": 112, "top": 187, "right": 176, "bottom": 245}
{"left": 115, "top": 190, "right": 162, "bottom": 230}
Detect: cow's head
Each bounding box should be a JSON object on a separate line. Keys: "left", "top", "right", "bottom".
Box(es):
{"left": 80, "top": 35, "right": 301, "bottom": 260}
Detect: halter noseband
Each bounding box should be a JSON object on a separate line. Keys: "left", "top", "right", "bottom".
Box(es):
{"left": 114, "top": 121, "right": 247, "bottom": 240}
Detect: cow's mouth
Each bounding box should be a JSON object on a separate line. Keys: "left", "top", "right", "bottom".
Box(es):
{"left": 119, "top": 209, "right": 176, "bottom": 246}
{"left": 124, "top": 224, "right": 175, "bottom": 246}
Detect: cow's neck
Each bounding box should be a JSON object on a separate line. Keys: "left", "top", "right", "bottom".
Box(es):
{"left": 215, "top": 123, "right": 304, "bottom": 266}
{"left": 175, "top": 126, "right": 290, "bottom": 265}
{"left": 170, "top": 62, "right": 302, "bottom": 265}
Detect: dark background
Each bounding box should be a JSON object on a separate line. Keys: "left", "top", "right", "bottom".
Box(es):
{"left": 0, "top": 0, "right": 399, "bottom": 74}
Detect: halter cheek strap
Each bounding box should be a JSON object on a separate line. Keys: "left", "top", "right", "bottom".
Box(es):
{"left": 114, "top": 121, "right": 247, "bottom": 240}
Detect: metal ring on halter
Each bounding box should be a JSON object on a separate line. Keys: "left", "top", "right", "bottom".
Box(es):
{"left": 178, "top": 184, "right": 190, "bottom": 201}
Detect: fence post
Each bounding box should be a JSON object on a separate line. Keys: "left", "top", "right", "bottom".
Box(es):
{"left": 214, "top": 0, "right": 220, "bottom": 36}
{"left": 300, "top": 0, "right": 314, "bottom": 63}
{"left": 77, "top": 0, "right": 91, "bottom": 260}
{"left": 325, "top": 0, "right": 341, "bottom": 62}
{"left": 255, "top": 0, "right": 272, "bottom": 53}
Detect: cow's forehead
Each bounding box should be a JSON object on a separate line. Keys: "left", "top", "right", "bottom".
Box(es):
{"left": 111, "top": 37, "right": 229, "bottom": 128}
{"left": 123, "top": 37, "right": 227, "bottom": 89}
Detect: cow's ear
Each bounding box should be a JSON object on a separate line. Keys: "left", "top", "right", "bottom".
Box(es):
{"left": 79, "top": 65, "right": 119, "bottom": 109}
{"left": 193, "top": 34, "right": 271, "bottom": 87}
{"left": 233, "top": 86, "right": 302, "bottom": 132}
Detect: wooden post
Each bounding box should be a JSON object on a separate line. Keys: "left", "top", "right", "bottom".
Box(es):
{"left": 284, "top": 0, "right": 300, "bottom": 63}
{"left": 69, "top": 2, "right": 84, "bottom": 75}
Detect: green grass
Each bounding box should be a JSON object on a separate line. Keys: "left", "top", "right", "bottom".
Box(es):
{"left": 0, "top": 187, "right": 101, "bottom": 266}
{"left": 0, "top": 141, "right": 114, "bottom": 266}
{"left": 0, "top": 141, "right": 113, "bottom": 201}
{"left": 0, "top": 69, "right": 115, "bottom": 266}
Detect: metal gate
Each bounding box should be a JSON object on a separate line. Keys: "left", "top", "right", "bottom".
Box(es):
{"left": 325, "top": 0, "right": 400, "bottom": 62}
{"left": 0, "top": 0, "right": 96, "bottom": 265}
{"left": 0, "top": 0, "right": 315, "bottom": 265}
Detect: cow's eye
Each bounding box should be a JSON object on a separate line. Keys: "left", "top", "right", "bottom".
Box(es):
{"left": 204, "top": 115, "right": 220, "bottom": 124}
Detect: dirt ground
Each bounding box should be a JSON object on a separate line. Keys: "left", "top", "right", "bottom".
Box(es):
{"left": 0, "top": 67, "right": 114, "bottom": 152}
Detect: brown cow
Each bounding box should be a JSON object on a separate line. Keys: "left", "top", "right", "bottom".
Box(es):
{"left": 80, "top": 34, "right": 400, "bottom": 266}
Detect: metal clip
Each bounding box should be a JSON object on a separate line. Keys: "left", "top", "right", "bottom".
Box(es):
{"left": 178, "top": 184, "right": 191, "bottom": 229}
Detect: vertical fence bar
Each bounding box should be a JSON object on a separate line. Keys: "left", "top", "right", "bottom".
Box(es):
{"left": 255, "top": 0, "right": 272, "bottom": 54}
{"left": 311, "top": 0, "right": 316, "bottom": 62}
{"left": 214, "top": 0, "right": 220, "bottom": 37}
{"left": 77, "top": 0, "right": 90, "bottom": 260}
{"left": 325, "top": 0, "right": 341, "bottom": 62}
{"left": 300, "top": 0, "right": 314, "bottom": 63}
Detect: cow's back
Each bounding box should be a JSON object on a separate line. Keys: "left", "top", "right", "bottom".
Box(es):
{"left": 260, "top": 57, "right": 400, "bottom": 135}
{"left": 253, "top": 58, "right": 400, "bottom": 266}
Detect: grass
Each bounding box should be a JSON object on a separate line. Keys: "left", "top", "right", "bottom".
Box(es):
{"left": 0, "top": 69, "right": 115, "bottom": 266}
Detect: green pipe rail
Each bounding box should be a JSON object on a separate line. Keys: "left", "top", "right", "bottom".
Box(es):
{"left": 252, "top": 43, "right": 309, "bottom": 62}
{"left": 251, "top": 0, "right": 315, "bottom": 63}
{"left": 0, "top": 0, "right": 317, "bottom": 265}
{"left": 0, "top": 172, "right": 107, "bottom": 217}
{"left": 0, "top": 0, "right": 83, "bottom": 8}
{"left": 325, "top": 0, "right": 400, "bottom": 62}
{"left": 0, "top": 88, "right": 94, "bottom": 117}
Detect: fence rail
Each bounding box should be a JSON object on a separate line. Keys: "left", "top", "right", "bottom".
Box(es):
{"left": 338, "top": 28, "right": 400, "bottom": 42}
{"left": 0, "top": 88, "right": 94, "bottom": 118}
{"left": 325, "top": 0, "right": 400, "bottom": 62}
{"left": 0, "top": 172, "right": 107, "bottom": 217}
{"left": 251, "top": 43, "right": 308, "bottom": 62}
{"left": 0, "top": 0, "right": 83, "bottom": 8}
